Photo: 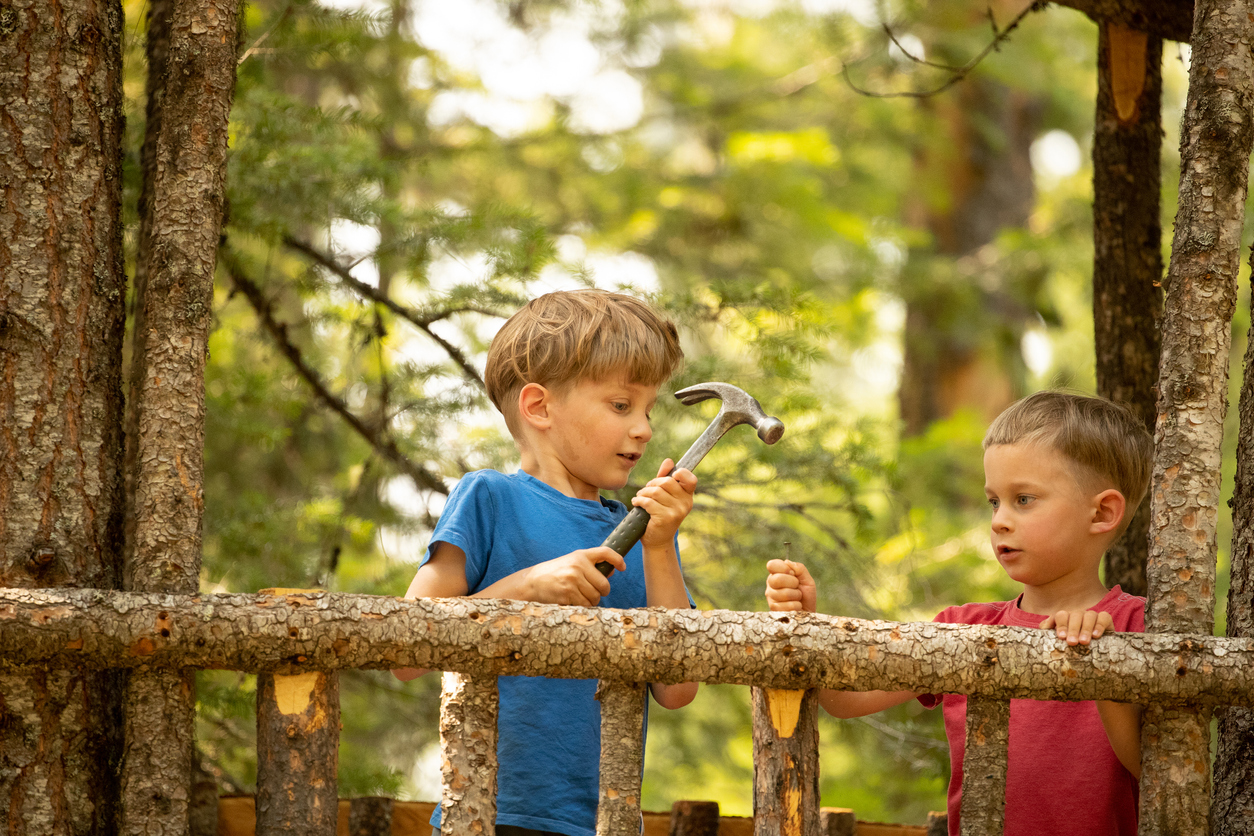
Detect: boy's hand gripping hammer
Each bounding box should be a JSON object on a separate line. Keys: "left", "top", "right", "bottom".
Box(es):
{"left": 596, "top": 382, "right": 785, "bottom": 576}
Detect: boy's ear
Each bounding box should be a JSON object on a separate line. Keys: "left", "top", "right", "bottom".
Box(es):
{"left": 1090, "top": 489, "right": 1127, "bottom": 535}
{"left": 517, "top": 383, "right": 554, "bottom": 431}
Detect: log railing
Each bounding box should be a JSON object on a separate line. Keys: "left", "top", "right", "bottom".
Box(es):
{"left": 1, "top": 588, "right": 1249, "bottom": 835}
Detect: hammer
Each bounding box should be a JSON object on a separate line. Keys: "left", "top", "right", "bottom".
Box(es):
{"left": 596, "top": 382, "right": 785, "bottom": 576}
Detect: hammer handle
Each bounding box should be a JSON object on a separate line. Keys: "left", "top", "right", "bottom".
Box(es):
{"left": 596, "top": 506, "right": 651, "bottom": 575}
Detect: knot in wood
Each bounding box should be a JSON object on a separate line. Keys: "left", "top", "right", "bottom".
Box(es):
{"left": 26, "top": 546, "right": 55, "bottom": 573}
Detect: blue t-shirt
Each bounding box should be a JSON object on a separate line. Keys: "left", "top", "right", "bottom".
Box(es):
{"left": 423, "top": 469, "right": 684, "bottom": 836}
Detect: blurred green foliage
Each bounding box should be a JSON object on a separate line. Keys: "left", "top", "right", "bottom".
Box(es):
{"left": 114, "top": 0, "right": 1238, "bottom": 824}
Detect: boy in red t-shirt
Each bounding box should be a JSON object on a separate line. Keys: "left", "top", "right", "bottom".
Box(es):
{"left": 765, "top": 391, "right": 1153, "bottom": 836}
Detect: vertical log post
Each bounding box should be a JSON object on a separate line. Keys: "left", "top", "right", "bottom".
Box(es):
{"left": 752, "top": 687, "right": 820, "bottom": 836}
{"left": 440, "top": 672, "right": 499, "bottom": 836}
{"left": 1092, "top": 19, "right": 1164, "bottom": 596}
{"left": 819, "top": 808, "right": 856, "bottom": 836}
{"left": 348, "top": 797, "right": 394, "bottom": 836}
{"left": 959, "top": 697, "right": 1009, "bottom": 836}
{"left": 255, "top": 589, "right": 340, "bottom": 836}
{"left": 1142, "top": 1, "right": 1254, "bottom": 834}
{"left": 596, "top": 681, "right": 647, "bottom": 836}
{"left": 669, "top": 801, "right": 720, "bottom": 836}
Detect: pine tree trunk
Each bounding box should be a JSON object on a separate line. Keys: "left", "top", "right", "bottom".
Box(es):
{"left": 1092, "top": 21, "right": 1163, "bottom": 597}
{"left": 1213, "top": 259, "right": 1254, "bottom": 835}
{"left": 1142, "top": 0, "right": 1254, "bottom": 833}
{"left": 120, "top": 2, "right": 240, "bottom": 834}
{"left": 0, "top": 0, "right": 127, "bottom": 832}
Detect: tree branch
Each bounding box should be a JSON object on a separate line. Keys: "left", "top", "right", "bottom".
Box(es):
{"left": 222, "top": 250, "right": 447, "bottom": 495}
{"left": 839, "top": 2, "right": 1046, "bottom": 99}
{"left": 282, "top": 235, "right": 503, "bottom": 389}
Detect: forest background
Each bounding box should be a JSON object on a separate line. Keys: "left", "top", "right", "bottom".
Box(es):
{"left": 147, "top": 0, "right": 1225, "bottom": 825}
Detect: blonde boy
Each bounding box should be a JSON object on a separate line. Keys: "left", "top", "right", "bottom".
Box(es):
{"left": 766, "top": 391, "right": 1153, "bottom": 836}
{"left": 396, "top": 290, "right": 698, "bottom": 836}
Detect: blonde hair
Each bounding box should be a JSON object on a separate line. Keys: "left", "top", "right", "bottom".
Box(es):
{"left": 485, "top": 290, "right": 684, "bottom": 437}
{"left": 984, "top": 391, "right": 1154, "bottom": 529}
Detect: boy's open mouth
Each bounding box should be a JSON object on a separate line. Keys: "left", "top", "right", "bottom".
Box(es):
{"left": 618, "top": 453, "right": 640, "bottom": 463}
{"left": 997, "top": 546, "right": 1020, "bottom": 557}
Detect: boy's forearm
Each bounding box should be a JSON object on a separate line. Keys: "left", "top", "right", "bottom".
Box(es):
{"left": 1096, "top": 700, "right": 1143, "bottom": 779}
{"left": 818, "top": 688, "right": 919, "bottom": 719}
{"left": 642, "top": 543, "right": 690, "bottom": 609}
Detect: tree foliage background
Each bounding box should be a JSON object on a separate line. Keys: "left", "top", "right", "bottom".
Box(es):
{"left": 112, "top": 0, "right": 1226, "bottom": 822}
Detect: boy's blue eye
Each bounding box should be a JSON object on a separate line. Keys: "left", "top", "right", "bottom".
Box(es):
{"left": 988, "top": 498, "right": 999, "bottom": 510}
{"left": 1017, "top": 495, "right": 1032, "bottom": 506}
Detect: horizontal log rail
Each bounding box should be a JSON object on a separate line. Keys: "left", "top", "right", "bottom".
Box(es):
{"left": 0, "top": 588, "right": 1249, "bottom": 705}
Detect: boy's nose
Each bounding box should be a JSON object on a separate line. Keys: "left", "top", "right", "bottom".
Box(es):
{"left": 631, "top": 416, "right": 652, "bottom": 442}
{"left": 991, "top": 507, "right": 1012, "bottom": 532}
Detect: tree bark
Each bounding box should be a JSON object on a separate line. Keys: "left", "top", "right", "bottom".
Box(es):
{"left": 958, "top": 697, "right": 1009, "bottom": 836}
{"left": 0, "top": 0, "right": 127, "bottom": 831}
{"left": 121, "top": 3, "right": 241, "bottom": 834}
{"left": 439, "top": 672, "right": 498, "bottom": 836}
{"left": 6, "top": 590, "right": 1254, "bottom": 704}
{"left": 1142, "top": 0, "right": 1254, "bottom": 833}
{"left": 596, "top": 681, "right": 646, "bottom": 836}
{"left": 752, "top": 688, "right": 819, "bottom": 836}
{"left": 1092, "top": 21, "right": 1164, "bottom": 596}
{"left": 1211, "top": 261, "right": 1254, "bottom": 835}
{"left": 255, "top": 670, "right": 340, "bottom": 836}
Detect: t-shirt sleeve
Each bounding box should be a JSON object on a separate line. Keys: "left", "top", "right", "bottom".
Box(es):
{"left": 917, "top": 606, "right": 962, "bottom": 709}
{"left": 419, "top": 473, "right": 496, "bottom": 592}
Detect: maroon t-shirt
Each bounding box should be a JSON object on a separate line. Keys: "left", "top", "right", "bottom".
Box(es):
{"left": 918, "top": 586, "right": 1144, "bottom": 836}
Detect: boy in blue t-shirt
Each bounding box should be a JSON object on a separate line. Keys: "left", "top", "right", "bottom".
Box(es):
{"left": 394, "top": 289, "right": 698, "bottom": 836}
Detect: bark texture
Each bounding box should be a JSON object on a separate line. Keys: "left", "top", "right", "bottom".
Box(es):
{"left": 0, "top": 0, "right": 127, "bottom": 831}
{"left": 958, "top": 698, "right": 1009, "bottom": 836}
{"left": 1093, "top": 20, "right": 1163, "bottom": 596}
{"left": 1143, "top": 0, "right": 1254, "bottom": 832}
{"left": 7, "top": 591, "right": 1254, "bottom": 704}
{"left": 255, "top": 670, "right": 339, "bottom": 836}
{"left": 752, "top": 688, "right": 819, "bottom": 836}
{"left": 596, "top": 681, "right": 646, "bottom": 836}
{"left": 1140, "top": 704, "right": 1212, "bottom": 835}
{"left": 120, "top": 4, "right": 240, "bottom": 833}
{"left": 1211, "top": 269, "right": 1254, "bottom": 835}
{"left": 440, "top": 673, "right": 497, "bottom": 836}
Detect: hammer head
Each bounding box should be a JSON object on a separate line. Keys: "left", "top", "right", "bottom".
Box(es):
{"left": 675, "top": 382, "right": 785, "bottom": 444}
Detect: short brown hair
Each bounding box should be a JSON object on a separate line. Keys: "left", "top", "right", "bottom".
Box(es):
{"left": 984, "top": 391, "right": 1154, "bottom": 527}
{"left": 485, "top": 290, "right": 684, "bottom": 436}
